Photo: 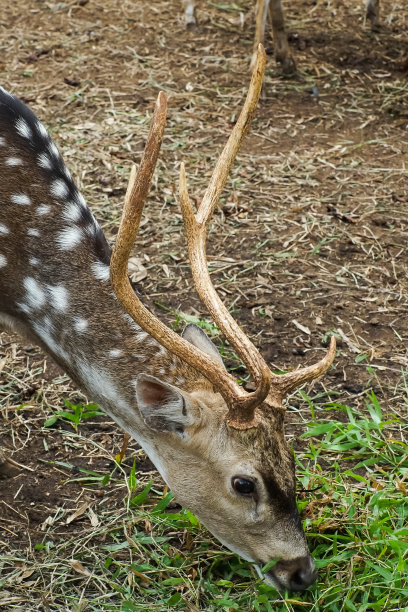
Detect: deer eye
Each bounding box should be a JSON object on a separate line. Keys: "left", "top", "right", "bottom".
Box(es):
{"left": 232, "top": 477, "right": 255, "bottom": 496}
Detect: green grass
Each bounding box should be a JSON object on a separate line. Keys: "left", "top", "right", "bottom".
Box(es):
{"left": 2, "top": 390, "right": 406, "bottom": 611}
{"left": 42, "top": 399, "right": 104, "bottom": 431}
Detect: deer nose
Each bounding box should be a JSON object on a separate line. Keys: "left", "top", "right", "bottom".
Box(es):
{"left": 268, "top": 555, "right": 317, "bottom": 591}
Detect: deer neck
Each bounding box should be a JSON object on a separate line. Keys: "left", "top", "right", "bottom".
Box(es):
{"left": 0, "top": 233, "right": 196, "bottom": 477}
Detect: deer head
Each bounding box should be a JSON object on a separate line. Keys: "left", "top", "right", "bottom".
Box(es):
{"left": 109, "top": 45, "right": 336, "bottom": 590}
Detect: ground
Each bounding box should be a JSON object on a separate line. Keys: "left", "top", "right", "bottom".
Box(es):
{"left": 0, "top": 0, "right": 407, "bottom": 610}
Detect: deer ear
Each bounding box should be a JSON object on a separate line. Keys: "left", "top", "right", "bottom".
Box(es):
{"left": 181, "top": 323, "right": 225, "bottom": 367}
{"left": 135, "top": 374, "right": 196, "bottom": 435}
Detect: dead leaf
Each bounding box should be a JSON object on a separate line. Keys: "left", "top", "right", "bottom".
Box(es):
{"left": 130, "top": 569, "right": 151, "bottom": 584}
{"left": 292, "top": 319, "right": 311, "bottom": 335}
{"left": 128, "top": 256, "right": 147, "bottom": 283}
{"left": 15, "top": 568, "right": 35, "bottom": 584}
{"left": 41, "top": 515, "right": 56, "bottom": 531}
{"left": 88, "top": 506, "right": 99, "bottom": 527}
{"left": 69, "top": 560, "right": 91, "bottom": 576}
{"left": 0, "top": 357, "right": 6, "bottom": 374}
{"left": 396, "top": 480, "right": 408, "bottom": 495}
{"left": 336, "top": 328, "right": 360, "bottom": 353}
{"left": 66, "top": 501, "right": 90, "bottom": 525}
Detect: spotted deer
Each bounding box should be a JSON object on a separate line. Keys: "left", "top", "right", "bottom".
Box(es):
{"left": 0, "top": 46, "right": 335, "bottom": 591}
{"left": 183, "top": 0, "right": 380, "bottom": 73}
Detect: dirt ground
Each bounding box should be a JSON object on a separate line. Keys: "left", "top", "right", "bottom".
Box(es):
{"left": 0, "top": 0, "right": 407, "bottom": 602}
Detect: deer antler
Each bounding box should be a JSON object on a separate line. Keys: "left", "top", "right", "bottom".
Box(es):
{"left": 111, "top": 47, "right": 336, "bottom": 430}
{"left": 179, "top": 44, "right": 335, "bottom": 424}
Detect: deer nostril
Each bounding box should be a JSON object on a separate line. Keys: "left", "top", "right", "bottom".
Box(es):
{"left": 267, "top": 556, "right": 317, "bottom": 592}
{"left": 289, "top": 565, "right": 317, "bottom": 591}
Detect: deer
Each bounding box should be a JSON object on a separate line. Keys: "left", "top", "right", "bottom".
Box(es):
{"left": 0, "top": 45, "right": 336, "bottom": 591}
{"left": 183, "top": 0, "right": 381, "bottom": 73}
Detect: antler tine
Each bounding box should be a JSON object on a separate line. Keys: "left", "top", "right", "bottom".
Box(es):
{"left": 198, "top": 44, "right": 267, "bottom": 228}
{"left": 110, "top": 92, "right": 254, "bottom": 420}
{"left": 111, "top": 91, "right": 168, "bottom": 277}
{"left": 179, "top": 45, "right": 273, "bottom": 422}
{"left": 275, "top": 336, "right": 337, "bottom": 398}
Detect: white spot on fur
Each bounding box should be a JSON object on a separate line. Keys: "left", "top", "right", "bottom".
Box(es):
{"left": 48, "top": 142, "right": 60, "bottom": 158}
{"left": 0, "top": 254, "right": 7, "bottom": 267}
{"left": 73, "top": 317, "right": 88, "bottom": 332}
{"left": 92, "top": 261, "right": 110, "bottom": 281}
{"left": 29, "top": 257, "right": 39, "bottom": 266}
{"left": 0, "top": 223, "right": 9, "bottom": 235}
{"left": 16, "top": 302, "right": 31, "bottom": 314}
{"left": 75, "top": 192, "right": 87, "bottom": 208}
{"left": 37, "top": 153, "right": 53, "bottom": 170}
{"left": 62, "top": 201, "right": 81, "bottom": 223}
{"left": 15, "top": 117, "right": 32, "bottom": 140}
{"left": 50, "top": 179, "right": 69, "bottom": 200}
{"left": 36, "top": 204, "right": 51, "bottom": 216}
{"left": 63, "top": 166, "right": 72, "bottom": 181}
{"left": 136, "top": 330, "right": 149, "bottom": 343}
{"left": 0, "top": 136, "right": 5, "bottom": 146}
{"left": 56, "top": 226, "right": 83, "bottom": 250}
{"left": 27, "top": 228, "right": 40, "bottom": 237}
{"left": 32, "top": 320, "right": 69, "bottom": 361}
{"left": 42, "top": 315, "right": 53, "bottom": 331}
{"left": 23, "top": 277, "right": 46, "bottom": 309}
{"left": 85, "top": 222, "right": 97, "bottom": 237}
{"left": 109, "top": 349, "right": 122, "bottom": 358}
{"left": 47, "top": 284, "right": 69, "bottom": 312}
{"left": 5, "top": 157, "right": 23, "bottom": 166}
{"left": 11, "top": 193, "right": 31, "bottom": 205}
{"left": 36, "top": 121, "right": 49, "bottom": 139}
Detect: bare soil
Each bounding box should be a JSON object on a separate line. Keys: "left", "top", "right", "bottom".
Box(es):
{"left": 0, "top": 0, "right": 407, "bottom": 592}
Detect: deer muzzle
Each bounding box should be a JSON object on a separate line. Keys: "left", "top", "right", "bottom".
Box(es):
{"left": 264, "top": 555, "right": 317, "bottom": 592}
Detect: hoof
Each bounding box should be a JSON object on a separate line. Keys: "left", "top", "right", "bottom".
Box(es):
{"left": 280, "top": 55, "right": 297, "bottom": 76}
